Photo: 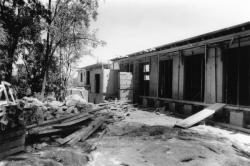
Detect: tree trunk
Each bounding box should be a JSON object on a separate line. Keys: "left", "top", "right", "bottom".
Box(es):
{"left": 41, "top": 70, "right": 47, "bottom": 98}
{"left": 40, "top": 0, "right": 51, "bottom": 99}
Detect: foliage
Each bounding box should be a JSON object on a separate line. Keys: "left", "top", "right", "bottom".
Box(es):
{"left": 39, "top": 0, "right": 104, "bottom": 98}
{"left": 10, "top": 0, "right": 104, "bottom": 99}
{"left": 0, "top": 0, "right": 47, "bottom": 81}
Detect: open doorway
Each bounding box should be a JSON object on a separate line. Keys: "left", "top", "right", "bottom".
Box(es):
{"left": 95, "top": 74, "right": 100, "bottom": 94}
{"left": 159, "top": 59, "right": 173, "bottom": 98}
{"left": 184, "top": 54, "right": 205, "bottom": 102}
{"left": 223, "top": 45, "right": 250, "bottom": 106}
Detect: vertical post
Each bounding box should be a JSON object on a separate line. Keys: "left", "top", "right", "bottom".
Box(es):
{"left": 204, "top": 44, "right": 207, "bottom": 103}
{"left": 177, "top": 51, "right": 181, "bottom": 99}
{"left": 237, "top": 38, "right": 241, "bottom": 106}
{"left": 215, "top": 47, "right": 218, "bottom": 102}
{"left": 201, "top": 49, "right": 204, "bottom": 101}
{"left": 157, "top": 54, "right": 159, "bottom": 99}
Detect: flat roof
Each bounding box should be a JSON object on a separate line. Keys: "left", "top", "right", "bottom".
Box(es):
{"left": 80, "top": 63, "right": 111, "bottom": 70}
{"left": 112, "top": 21, "right": 250, "bottom": 60}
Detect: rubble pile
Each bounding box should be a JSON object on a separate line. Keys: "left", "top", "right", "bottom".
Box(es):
{"left": 99, "top": 100, "right": 137, "bottom": 120}
{"left": 20, "top": 95, "right": 94, "bottom": 126}
{"left": 25, "top": 100, "right": 137, "bottom": 146}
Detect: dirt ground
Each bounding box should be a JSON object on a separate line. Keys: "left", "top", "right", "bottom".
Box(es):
{"left": 87, "top": 109, "right": 250, "bottom": 166}
{"left": 1, "top": 107, "right": 250, "bottom": 166}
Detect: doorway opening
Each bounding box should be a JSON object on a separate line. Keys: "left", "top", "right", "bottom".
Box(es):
{"left": 95, "top": 74, "right": 100, "bottom": 93}
{"left": 223, "top": 45, "right": 250, "bottom": 106}
{"left": 184, "top": 54, "right": 205, "bottom": 102}
{"left": 159, "top": 59, "right": 173, "bottom": 98}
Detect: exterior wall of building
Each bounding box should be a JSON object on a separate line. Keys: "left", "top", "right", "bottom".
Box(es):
{"left": 77, "top": 69, "right": 86, "bottom": 87}
{"left": 87, "top": 68, "right": 118, "bottom": 104}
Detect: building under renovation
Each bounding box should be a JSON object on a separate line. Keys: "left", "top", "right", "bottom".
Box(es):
{"left": 111, "top": 22, "right": 250, "bottom": 130}
{"left": 78, "top": 63, "right": 118, "bottom": 103}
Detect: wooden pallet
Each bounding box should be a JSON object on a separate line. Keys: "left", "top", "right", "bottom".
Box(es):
{"left": 0, "top": 129, "right": 25, "bottom": 159}
{"left": 175, "top": 103, "right": 226, "bottom": 128}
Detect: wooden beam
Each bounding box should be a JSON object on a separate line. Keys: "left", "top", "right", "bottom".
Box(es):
{"left": 139, "top": 95, "right": 250, "bottom": 112}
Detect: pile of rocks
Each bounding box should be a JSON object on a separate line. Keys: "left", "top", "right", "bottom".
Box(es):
{"left": 20, "top": 95, "right": 94, "bottom": 126}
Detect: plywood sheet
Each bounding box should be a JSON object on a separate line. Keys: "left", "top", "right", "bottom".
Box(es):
{"left": 175, "top": 103, "right": 226, "bottom": 128}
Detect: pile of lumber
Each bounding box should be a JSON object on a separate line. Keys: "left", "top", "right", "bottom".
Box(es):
{"left": 0, "top": 128, "right": 25, "bottom": 159}
{"left": 27, "top": 106, "right": 113, "bottom": 145}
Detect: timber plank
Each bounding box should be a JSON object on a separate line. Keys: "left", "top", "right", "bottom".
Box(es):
{"left": 0, "top": 129, "right": 25, "bottom": 142}
{"left": 175, "top": 103, "right": 226, "bottom": 128}
{"left": 67, "top": 117, "right": 105, "bottom": 145}
{"left": 52, "top": 115, "right": 93, "bottom": 128}
{"left": 58, "top": 117, "right": 105, "bottom": 145}
{"left": 26, "top": 106, "right": 107, "bottom": 129}
{"left": 57, "top": 127, "right": 87, "bottom": 145}
{"left": 0, "top": 134, "right": 25, "bottom": 153}
{"left": 0, "top": 145, "right": 25, "bottom": 159}
{"left": 35, "top": 125, "right": 82, "bottom": 135}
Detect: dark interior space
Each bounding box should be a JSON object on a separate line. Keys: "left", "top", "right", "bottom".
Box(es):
{"left": 184, "top": 54, "right": 205, "bottom": 102}
{"left": 159, "top": 59, "right": 173, "bottom": 98}
{"left": 223, "top": 45, "right": 250, "bottom": 106}
{"left": 139, "top": 63, "right": 150, "bottom": 96}
{"left": 80, "top": 73, "right": 83, "bottom": 82}
{"left": 86, "top": 71, "right": 90, "bottom": 85}
{"left": 95, "top": 74, "right": 100, "bottom": 93}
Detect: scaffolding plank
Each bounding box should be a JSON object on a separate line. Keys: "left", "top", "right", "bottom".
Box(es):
{"left": 175, "top": 103, "right": 226, "bottom": 128}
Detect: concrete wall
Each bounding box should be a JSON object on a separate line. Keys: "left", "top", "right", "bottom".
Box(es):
{"left": 103, "top": 69, "right": 118, "bottom": 96}
{"left": 88, "top": 68, "right": 118, "bottom": 103}
{"left": 90, "top": 68, "right": 103, "bottom": 93}
{"left": 77, "top": 69, "right": 86, "bottom": 87}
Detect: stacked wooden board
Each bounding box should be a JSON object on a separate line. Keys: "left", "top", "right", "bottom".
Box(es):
{"left": 0, "top": 128, "right": 25, "bottom": 159}
{"left": 27, "top": 106, "right": 112, "bottom": 146}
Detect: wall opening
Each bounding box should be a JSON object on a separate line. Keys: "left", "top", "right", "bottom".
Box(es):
{"left": 184, "top": 54, "right": 205, "bottom": 102}
{"left": 80, "top": 72, "right": 83, "bottom": 82}
{"left": 95, "top": 74, "right": 100, "bottom": 93}
{"left": 223, "top": 45, "right": 250, "bottom": 106}
{"left": 159, "top": 59, "right": 173, "bottom": 98}
{"left": 139, "top": 63, "right": 150, "bottom": 96}
{"left": 86, "top": 71, "right": 90, "bottom": 85}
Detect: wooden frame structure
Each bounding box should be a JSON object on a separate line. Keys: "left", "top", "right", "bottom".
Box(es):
{"left": 111, "top": 22, "right": 250, "bottom": 130}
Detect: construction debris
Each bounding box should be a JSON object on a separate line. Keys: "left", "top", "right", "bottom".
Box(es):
{"left": 19, "top": 95, "right": 94, "bottom": 126}
{"left": 24, "top": 100, "right": 138, "bottom": 147}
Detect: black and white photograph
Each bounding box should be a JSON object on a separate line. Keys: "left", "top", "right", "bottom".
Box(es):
{"left": 0, "top": 0, "right": 250, "bottom": 165}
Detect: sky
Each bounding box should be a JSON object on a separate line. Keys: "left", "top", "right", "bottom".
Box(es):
{"left": 78, "top": 0, "right": 250, "bottom": 67}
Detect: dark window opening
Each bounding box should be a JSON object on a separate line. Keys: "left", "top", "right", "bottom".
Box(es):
{"left": 95, "top": 74, "right": 100, "bottom": 93}
{"left": 129, "top": 63, "right": 133, "bottom": 73}
{"left": 184, "top": 54, "right": 205, "bottom": 102}
{"left": 139, "top": 63, "right": 150, "bottom": 96}
{"left": 159, "top": 59, "right": 173, "bottom": 98}
{"left": 80, "top": 73, "right": 83, "bottom": 82}
{"left": 86, "top": 71, "right": 90, "bottom": 85}
{"left": 223, "top": 45, "right": 250, "bottom": 106}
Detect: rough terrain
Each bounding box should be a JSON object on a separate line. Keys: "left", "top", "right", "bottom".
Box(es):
{"left": 87, "top": 109, "right": 250, "bottom": 166}
{"left": 1, "top": 104, "right": 250, "bottom": 166}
